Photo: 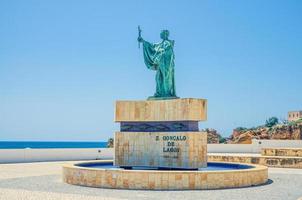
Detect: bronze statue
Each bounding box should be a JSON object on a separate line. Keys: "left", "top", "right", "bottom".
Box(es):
{"left": 138, "top": 27, "right": 178, "bottom": 100}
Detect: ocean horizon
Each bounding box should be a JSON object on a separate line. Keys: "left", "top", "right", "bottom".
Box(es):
{"left": 0, "top": 141, "right": 108, "bottom": 149}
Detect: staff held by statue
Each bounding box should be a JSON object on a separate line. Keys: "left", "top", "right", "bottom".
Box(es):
{"left": 138, "top": 25, "right": 142, "bottom": 49}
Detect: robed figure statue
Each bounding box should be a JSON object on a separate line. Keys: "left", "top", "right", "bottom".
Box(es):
{"left": 138, "top": 29, "right": 178, "bottom": 100}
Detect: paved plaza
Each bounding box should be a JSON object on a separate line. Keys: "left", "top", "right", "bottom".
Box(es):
{"left": 0, "top": 161, "right": 301, "bottom": 200}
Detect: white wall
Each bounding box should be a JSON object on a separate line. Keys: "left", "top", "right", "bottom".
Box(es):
{"left": 208, "top": 139, "right": 302, "bottom": 153}
{"left": 0, "top": 148, "right": 113, "bottom": 164}
{"left": 252, "top": 139, "right": 302, "bottom": 148}
{"left": 207, "top": 144, "right": 255, "bottom": 153}
{"left": 1, "top": 139, "right": 302, "bottom": 163}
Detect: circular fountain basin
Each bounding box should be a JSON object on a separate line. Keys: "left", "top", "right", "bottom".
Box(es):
{"left": 63, "top": 160, "right": 268, "bottom": 190}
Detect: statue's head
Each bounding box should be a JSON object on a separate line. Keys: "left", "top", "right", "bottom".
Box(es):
{"left": 160, "top": 30, "right": 169, "bottom": 40}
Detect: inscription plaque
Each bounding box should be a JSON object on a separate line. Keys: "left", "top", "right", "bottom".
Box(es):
{"left": 114, "top": 132, "right": 207, "bottom": 169}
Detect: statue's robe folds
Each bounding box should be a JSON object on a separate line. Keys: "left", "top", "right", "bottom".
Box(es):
{"left": 143, "top": 40, "right": 177, "bottom": 99}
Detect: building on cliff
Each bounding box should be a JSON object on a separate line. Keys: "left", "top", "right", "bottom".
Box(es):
{"left": 288, "top": 111, "right": 302, "bottom": 122}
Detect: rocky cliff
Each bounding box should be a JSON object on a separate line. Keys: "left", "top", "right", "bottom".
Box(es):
{"left": 229, "top": 121, "right": 302, "bottom": 144}
{"left": 203, "top": 128, "right": 223, "bottom": 144}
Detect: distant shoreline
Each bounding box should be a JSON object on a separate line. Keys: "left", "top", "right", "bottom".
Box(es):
{"left": 0, "top": 141, "right": 107, "bottom": 149}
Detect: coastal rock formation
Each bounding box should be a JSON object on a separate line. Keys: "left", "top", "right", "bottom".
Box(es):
{"left": 229, "top": 122, "right": 302, "bottom": 144}
{"left": 203, "top": 128, "right": 221, "bottom": 144}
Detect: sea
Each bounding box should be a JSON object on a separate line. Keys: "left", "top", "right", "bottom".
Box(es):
{"left": 0, "top": 141, "right": 107, "bottom": 149}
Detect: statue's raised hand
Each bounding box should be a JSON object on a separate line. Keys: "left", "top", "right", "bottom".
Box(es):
{"left": 137, "top": 36, "right": 144, "bottom": 43}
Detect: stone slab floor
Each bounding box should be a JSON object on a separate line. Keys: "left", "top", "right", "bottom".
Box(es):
{"left": 0, "top": 161, "right": 301, "bottom": 200}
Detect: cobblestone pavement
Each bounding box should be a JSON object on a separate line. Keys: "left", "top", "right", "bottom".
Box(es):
{"left": 0, "top": 161, "right": 301, "bottom": 200}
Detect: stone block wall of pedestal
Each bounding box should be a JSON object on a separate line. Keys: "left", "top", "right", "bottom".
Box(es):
{"left": 114, "top": 98, "right": 207, "bottom": 169}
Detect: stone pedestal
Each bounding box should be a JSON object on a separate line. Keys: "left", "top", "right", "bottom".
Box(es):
{"left": 114, "top": 98, "right": 207, "bottom": 169}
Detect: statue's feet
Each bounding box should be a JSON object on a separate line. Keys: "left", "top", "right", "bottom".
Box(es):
{"left": 147, "top": 95, "right": 179, "bottom": 100}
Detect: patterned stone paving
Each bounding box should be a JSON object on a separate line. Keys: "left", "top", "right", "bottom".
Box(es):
{"left": 0, "top": 161, "right": 301, "bottom": 200}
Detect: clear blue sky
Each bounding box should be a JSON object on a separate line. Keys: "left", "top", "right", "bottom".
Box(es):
{"left": 0, "top": 0, "right": 301, "bottom": 141}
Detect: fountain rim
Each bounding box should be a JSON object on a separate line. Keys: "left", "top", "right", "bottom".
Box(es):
{"left": 63, "top": 160, "right": 268, "bottom": 190}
